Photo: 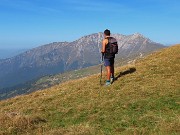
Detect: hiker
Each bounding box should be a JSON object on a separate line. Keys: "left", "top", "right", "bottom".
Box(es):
{"left": 101, "top": 29, "right": 118, "bottom": 86}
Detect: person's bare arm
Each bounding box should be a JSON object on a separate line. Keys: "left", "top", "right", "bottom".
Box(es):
{"left": 101, "top": 39, "right": 107, "bottom": 53}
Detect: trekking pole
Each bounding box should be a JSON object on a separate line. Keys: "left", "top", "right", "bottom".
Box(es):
{"left": 100, "top": 53, "right": 104, "bottom": 85}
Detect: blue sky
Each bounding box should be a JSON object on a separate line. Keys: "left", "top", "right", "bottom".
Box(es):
{"left": 0, "top": 0, "right": 180, "bottom": 49}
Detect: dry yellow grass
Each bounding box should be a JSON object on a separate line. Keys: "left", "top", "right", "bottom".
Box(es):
{"left": 0, "top": 44, "right": 180, "bottom": 135}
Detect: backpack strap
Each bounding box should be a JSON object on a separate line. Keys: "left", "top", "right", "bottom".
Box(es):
{"left": 105, "top": 37, "right": 112, "bottom": 44}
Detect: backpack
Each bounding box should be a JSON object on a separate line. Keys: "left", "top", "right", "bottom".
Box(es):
{"left": 106, "top": 37, "right": 118, "bottom": 54}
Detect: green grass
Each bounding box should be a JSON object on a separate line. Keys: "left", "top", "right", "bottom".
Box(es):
{"left": 0, "top": 45, "right": 179, "bottom": 135}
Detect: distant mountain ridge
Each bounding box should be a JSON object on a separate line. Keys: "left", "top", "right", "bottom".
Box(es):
{"left": 0, "top": 33, "right": 165, "bottom": 89}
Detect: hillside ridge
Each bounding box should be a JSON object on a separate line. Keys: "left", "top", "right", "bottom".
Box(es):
{"left": 0, "top": 45, "right": 179, "bottom": 135}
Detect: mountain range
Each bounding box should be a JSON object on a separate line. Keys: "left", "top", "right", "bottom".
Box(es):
{"left": 0, "top": 33, "right": 165, "bottom": 89}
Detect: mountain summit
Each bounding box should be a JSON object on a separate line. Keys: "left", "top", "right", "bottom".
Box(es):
{"left": 0, "top": 33, "right": 164, "bottom": 89}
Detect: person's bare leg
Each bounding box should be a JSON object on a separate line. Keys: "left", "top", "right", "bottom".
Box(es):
{"left": 106, "top": 66, "right": 111, "bottom": 81}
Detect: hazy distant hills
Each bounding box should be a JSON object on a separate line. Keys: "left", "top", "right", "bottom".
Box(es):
{"left": 0, "top": 33, "right": 165, "bottom": 89}
{"left": 0, "top": 49, "right": 28, "bottom": 59}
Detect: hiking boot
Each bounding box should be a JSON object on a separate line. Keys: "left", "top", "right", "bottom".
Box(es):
{"left": 105, "top": 80, "right": 111, "bottom": 86}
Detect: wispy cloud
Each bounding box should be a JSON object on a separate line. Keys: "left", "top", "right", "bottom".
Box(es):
{"left": 61, "top": 0, "right": 132, "bottom": 13}
{"left": 0, "top": 0, "right": 133, "bottom": 14}
{"left": 0, "top": 0, "right": 63, "bottom": 14}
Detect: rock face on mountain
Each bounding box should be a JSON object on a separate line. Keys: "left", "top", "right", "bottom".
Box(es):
{"left": 0, "top": 33, "right": 165, "bottom": 89}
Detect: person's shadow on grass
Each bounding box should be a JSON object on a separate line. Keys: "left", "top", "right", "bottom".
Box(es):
{"left": 115, "top": 67, "right": 136, "bottom": 81}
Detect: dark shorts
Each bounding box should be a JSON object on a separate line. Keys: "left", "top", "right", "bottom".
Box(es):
{"left": 104, "top": 58, "right": 114, "bottom": 67}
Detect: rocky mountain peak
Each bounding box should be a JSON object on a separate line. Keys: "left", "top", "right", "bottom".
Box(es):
{"left": 133, "top": 33, "right": 144, "bottom": 37}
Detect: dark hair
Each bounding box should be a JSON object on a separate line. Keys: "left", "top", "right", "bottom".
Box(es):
{"left": 104, "top": 29, "right": 111, "bottom": 36}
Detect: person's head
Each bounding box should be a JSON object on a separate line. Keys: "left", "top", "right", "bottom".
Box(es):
{"left": 104, "top": 29, "right": 111, "bottom": 37}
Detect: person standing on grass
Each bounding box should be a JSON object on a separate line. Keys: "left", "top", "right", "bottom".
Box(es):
{"left": 101, "top": 29, "right": 118, "bottom": 86}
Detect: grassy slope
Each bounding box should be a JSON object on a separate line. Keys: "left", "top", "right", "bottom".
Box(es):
{"left": 0, "top": 45, "right": 179, "bottom": 135}
{"left": 0, "top": 55, "right": 137, "bottom": 100}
